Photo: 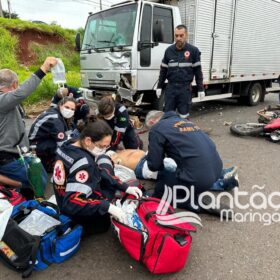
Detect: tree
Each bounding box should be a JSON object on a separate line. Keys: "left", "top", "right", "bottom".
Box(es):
{"left": 0, "top": 0, "right": 3, "bottom": 17}
{"left": 3, "top": 9, "right": 19, "bottom": 19}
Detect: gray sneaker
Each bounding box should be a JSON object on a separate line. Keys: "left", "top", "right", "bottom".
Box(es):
{"left": 223, "top": 166, "right": 238, "bottom": 179}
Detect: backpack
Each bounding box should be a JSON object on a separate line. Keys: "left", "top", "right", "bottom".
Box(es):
{"left": 111, "top": 197, "right": 196, "bottom": 274}
{"left": 0, "top": 200, "right": 83, "bottom": 278}
{"left": 0, "top": 186, "right": 26, "bottom": 206}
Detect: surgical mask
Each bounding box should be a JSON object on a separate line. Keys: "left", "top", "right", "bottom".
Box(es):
{"left": 104, "top": 113, "right": 115, "bottom": 120}
{"left": 88, "top": 146, "right": 107, "bottom": 157}
{"left": 61, "top": 108, "right": 74, "bottom": 119}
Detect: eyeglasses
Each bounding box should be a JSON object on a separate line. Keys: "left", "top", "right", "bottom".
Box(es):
{"left": 94, "top": 142, "right": 111, "bottom": 149}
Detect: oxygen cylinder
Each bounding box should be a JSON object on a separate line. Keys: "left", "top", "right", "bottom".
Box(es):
{"left": 27, "top": 156, "right": 45, "bottom": 198}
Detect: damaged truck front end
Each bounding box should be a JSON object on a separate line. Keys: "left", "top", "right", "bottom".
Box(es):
{"left": 78, "top": 2, "right": 144, "bottom": 108}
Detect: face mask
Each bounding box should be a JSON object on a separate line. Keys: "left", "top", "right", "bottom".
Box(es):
{"left": 104, "top": 113, "right": 115, "bottom": 120}
{"left": 61, "top": 107, "right": 74, "bottom": 119}
{"left": 88, "top": 146, "right": 107, "bottom": 157}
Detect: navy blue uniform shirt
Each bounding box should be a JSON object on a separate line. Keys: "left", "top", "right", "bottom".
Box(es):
{"left": 147, "top": 111, "right": 222, "bottom": 188}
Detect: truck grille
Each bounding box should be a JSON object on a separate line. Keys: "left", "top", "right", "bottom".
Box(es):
{"left": 89, "top": 79, "right": 116, "bottom": 86}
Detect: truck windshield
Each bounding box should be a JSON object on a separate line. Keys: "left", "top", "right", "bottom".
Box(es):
{"left": 82, "top": 3, "right": 137, "bottom": 50}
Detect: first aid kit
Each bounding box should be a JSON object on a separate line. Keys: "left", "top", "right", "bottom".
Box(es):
{"left": 0, "top": 200, "right": 83, "bottom": 278}
{"left": 111, "top": 197, "right": 196, "bottom": 274}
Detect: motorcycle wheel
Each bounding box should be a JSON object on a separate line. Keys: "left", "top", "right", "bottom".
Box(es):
{"left": 269, "top": 130, "right": 280, "bottom": 143}
{"left": 230, "top": 123, "right": 264, "bottom": 136}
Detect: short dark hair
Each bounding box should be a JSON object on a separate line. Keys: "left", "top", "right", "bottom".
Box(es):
{"left": 175, "top": 24, "right": 187, "bottom": 32}
{"left": 80, "top": 120, "right": 113, "bottom": 142}
{"left": 98, "top": 96, "right": 115, "bottom": 116}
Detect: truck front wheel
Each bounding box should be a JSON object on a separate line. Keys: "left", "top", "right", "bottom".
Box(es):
{"left": 246, "top": 82, "right": 263, "bottom": 106}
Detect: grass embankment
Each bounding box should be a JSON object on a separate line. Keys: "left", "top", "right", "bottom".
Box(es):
{"left": 0, "top": 18, "right": 81, "bottom": 105}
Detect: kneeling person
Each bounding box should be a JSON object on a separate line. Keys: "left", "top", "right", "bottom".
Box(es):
{"left": 29, "top": 96, "right": 78, "bottom": 172}
{"left": 53, "top": 120, "right": 142, "bottom": 234}
{"left": 108, "top": 149, "right": 238, "bottom": 190}
{"left": 98, "top": 96, "right": 143, "bottom": 150}
{"left": 145, "top": 111, "right": 238, "bottom": 214}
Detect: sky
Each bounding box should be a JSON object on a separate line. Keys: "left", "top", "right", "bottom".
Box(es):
{"left": 2, "top": 0, "right": 118, "bottom": 29}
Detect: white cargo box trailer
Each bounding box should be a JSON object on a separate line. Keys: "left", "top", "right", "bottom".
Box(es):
{"left": 179, "top": 0, "right": 280, "bottom": 105}
{"left": 77, "top": 0, "right": 280, "bottom": 109}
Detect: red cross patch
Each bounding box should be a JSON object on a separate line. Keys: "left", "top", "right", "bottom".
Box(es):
{"left": 53, "top": 160, "right": 65, "bottom": 185}
{"left": 184, "top": 51, "right": 190, "bottom": 60}
{"left": 76, "top": 170, "right": 89, "bottom": 183}
{"left": 58, "top": 132, "right": 65, "bottom": 140}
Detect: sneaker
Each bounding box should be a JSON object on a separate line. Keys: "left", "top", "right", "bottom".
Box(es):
{"left": 222, "top": 166, "right": 238, "bottom": 179}
{"left": 223, "top": 173, "right": 239, "bottom": 191}
{"left": 211, "top": 171, "right": 239, "bottom": 191}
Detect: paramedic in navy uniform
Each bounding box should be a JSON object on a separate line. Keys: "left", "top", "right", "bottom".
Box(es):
{"left": 52, "top": 120, "right": 142, "bottom": 234}
{"left": 156, "top": 24, "right": 205, "bottom": 118}
{"left": 145, "top": 111, "right": 237, "bottom": 216}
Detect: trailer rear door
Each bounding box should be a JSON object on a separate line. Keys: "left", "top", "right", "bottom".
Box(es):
{"left": 211, "top": 0, "right": 235, "bottom": 80}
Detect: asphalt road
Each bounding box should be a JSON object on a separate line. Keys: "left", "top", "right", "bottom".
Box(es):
{"left": 1, "top": 93, "right": 280, "bottom": 280}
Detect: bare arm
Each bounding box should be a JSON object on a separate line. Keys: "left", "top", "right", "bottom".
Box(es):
{"left": 0, "top": 174, "right": 22, "bottom": 188}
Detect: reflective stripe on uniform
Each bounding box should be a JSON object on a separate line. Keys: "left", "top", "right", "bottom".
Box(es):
{"left": 66, "top": 182, "right": 92, "bottom": 197}
{"left": 114, "top": 126, "right": 126, "bottom": 133}
{"left": 179, "top": 62, "right": 192, "bottom": 67}
{"left": 192, "top": 61, "right": 201, "bottom": 67}
{"left": 168, "top": 62, "right": 178, "bottom": 67}
{"left": 96, "top": 157, "right": 112, "bottom": 166}
{"left": 56, "top": 148, "right": 74, "bottom": 164}
{"left": 29, "top": 114, "right": 59, "bottom": 140}
{"left": 161, "top": 63, "right": 168, "bottom": 68}
{"left": 179, "top": 113, "right": 190, "bottom": 119}
{"left": 57, "top": 141, "right": 65, "bottom": 147}
{"left": 69, "top": 157, "right": 89, "bottom": 174}
{"left": 118, "top": 105, "right": 126, "bottom": 113}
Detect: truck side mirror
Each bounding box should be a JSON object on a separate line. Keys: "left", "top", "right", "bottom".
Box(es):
{"left": 153, "top": 19, "right": 164, "bottom": 43}
{"left": 75, "top": 33, "right": 81, "bottom": 51}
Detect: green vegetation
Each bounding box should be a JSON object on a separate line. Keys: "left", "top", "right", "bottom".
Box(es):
{"left": 0, "top": 26, "right": 18, "bottom": 69}
{"left": 16, "top": 70, "right": 81, "bottom": 106}
{"left": 0, "top": 17, "right": 81, "bottom": 105}
{"left": 29, "top": 42, "right": 79, "bottom": 72}
{"left": 0, "top": 17, "right": 76, "bottom": 42}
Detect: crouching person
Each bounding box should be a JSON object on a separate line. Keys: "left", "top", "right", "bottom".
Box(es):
{"left": 145, "top": 111, "right": 238, "bottom": 216}
{"left": 98, "top": 96, "right": 143, "bottom": 150}
{"left": 29, "top": 96, "right": 78, "bottom": 172}
{"left": 52, "top": 120, "right": 142, "bottom": 234}
{"left": 50, "top": 85, "right": 90, "bottom": 124}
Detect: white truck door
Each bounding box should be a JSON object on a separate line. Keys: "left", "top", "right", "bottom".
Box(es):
{"left": 137, "top": 3, "right": 174, "bottom": 91}
{"left": 211, "top": 0, "right": 235, "bottom": 80}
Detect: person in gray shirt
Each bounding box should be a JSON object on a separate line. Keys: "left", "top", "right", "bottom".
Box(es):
{"left": 0, "top": 57, "right": 57, "bottom": 198}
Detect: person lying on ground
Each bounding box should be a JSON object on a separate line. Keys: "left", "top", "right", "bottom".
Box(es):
{"left": 107, "top": 149, "right": 238, "bottom": 191}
